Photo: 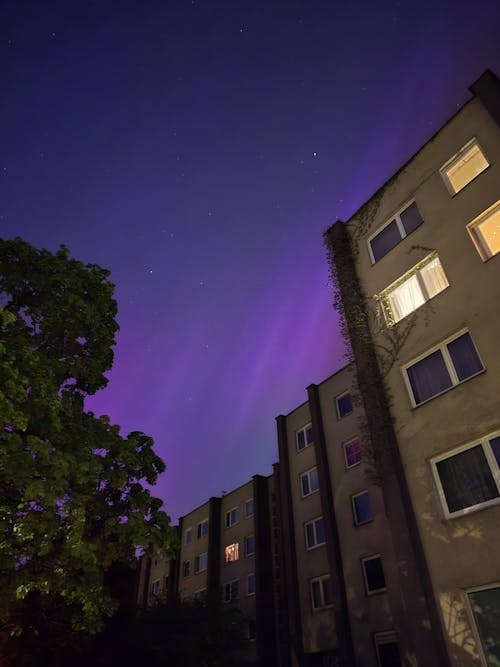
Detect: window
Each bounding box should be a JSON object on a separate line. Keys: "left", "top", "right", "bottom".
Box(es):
{"left": 151, "top": 579, "right": 160, "bottom": 595}
{"left": 440, "top": 139, "right": 489, "bottom": 194}
{"left": 377, "top": 253, "right": 449, "bottom": 325}
{"left": 194, "top": 552, "right": 208, "bottom": 573}
{"left": 225, "top": 507, "right": 239, "bottom": 528}
{"left": 245, "top": 498, "right": 254, "bottom": 518}
{"left": 224, "top": 542, "right": 239, "bottom": 563}
{"left": 183, "top": 560, "right": 190, "bottom": 578}
{"left": 374, "top": 631, "right": 402, "bottom": 667}
{"left": 368, "top": 200, "right": 424, "bottom": 263}
{"left": 164, "top": 575, "right": 169, "bottom": 592}
{"left": 336, "top": 391, "right": 353, "bottom": 419}
{"left": 296, "top": 423, "right": 314, "bottom": 451}
{"left": 194, "top": 588, "right": 206, "bottom": 601}
{"left": 310, "top": 575, "right": 334, "bottom": 610}
{"left": 305, "top": 517, "right": 326, "bottom": 549}
{"left": 468, "top": 199, "right": 500, "bottom": 261}
{"left": 467, "top": 585, "right": 500, "bottom": 667}
{"left": 344, "top": 438, "right": 362, "bottom": 468}
{"left": 352, "top": 491, "right": 374, "bottom": 525}
{"left": 244, "top": 535, "right": 255, "bottom": 557}
{"left": 248, "top": 619, "right": 256, "bottom": 640}
{"left": 197, "top": 519, "right": 209, "bottom": 539}
{"left": 362, "top": 555, "right": 386, "bottom": 594}
{"left": 223, "top": 579, "right": 239, "bottom": 602}
{"left": 431, "top": 432, "right": 500, "bottom": 518}
{"left": 247, "top": 573, "right": 255, "bottom": 596}
{"left": 403, "top": 330, "right": 484, "bottom": 406}
{"left": 185, "top": 527, "right": 193, "bottom": 544}
{"left": 300, "top": 467, "right": 319, "bottom": 497}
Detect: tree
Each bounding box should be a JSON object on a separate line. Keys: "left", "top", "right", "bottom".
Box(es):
{"left": 0, "top": 238, "right": 175, "bottom": 643}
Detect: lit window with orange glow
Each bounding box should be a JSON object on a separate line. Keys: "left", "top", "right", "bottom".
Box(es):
{"left": 224, "top": 542, "right": 239, "bottom": 563}
{"left": 468, "top": 200, "right": 500, "bottom": 261}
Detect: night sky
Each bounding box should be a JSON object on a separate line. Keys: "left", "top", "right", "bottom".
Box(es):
{"left": 2, "top": 0, "right": 500, "bottom": 522}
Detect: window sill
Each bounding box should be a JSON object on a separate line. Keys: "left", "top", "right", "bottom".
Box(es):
{"left": 441, "top": 494, "right": 500, "bottom": 521}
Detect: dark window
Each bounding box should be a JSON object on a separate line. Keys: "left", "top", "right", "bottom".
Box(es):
{"left": 336, "top": 392, "right": 353, "bottom": 419}
{"left": 406, "top": 332, "right": 483, "bottom": 405}
{"left": 377, "top": 641, "right": 402, "bottom": 667}
{"left": 352, "top": 491, "right": 373, "bottom": 525}
{"left": 369, "top": 201, "right": 423, "bottom": 262}
{"left": 183, "top": 561, "right": 190, "bottom": 578}
{"left": 399, "top": 201, "right": 423, "bottom": 235}
{"left": 363, "top": 555, "right": 386, "bottom": 593}
{"left": 467, "top": 586, "right": 500, "bottom": 667}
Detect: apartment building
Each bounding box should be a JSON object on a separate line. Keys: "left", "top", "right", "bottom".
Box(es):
{"left": 276, "top": 364, "right": 410, "bottom": 667}
{"left": 324, "top": 70, "right": 500, "bottom": 667}
{"left": 137, "top": 474, "right": 278, "bottom": 666}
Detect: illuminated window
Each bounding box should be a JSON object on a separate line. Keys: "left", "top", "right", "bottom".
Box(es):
{"left": 310, "top": 575, "right": 333, "bottom": 610}
{"left": 440, "top": 139, "right": 489, "bottom": 194}
{"left": 362, "top": 555, "right": 386, "bottom": 594}
{"left": 225, "top": 507, "right": 239, "bottom": 528}
{"left": 403, "top": 330, "right": 484, "bottom": 406}
{"left": 377, "top": 253, "right": 449, "bottom": 325}
{"left": 185, "top": 527, "right": 192, "bottom": 544}
{"left": 247, "top": 573, "right": 255, "bottom": 596}
{"left": 468, "top": 199, "right": 500, "bottom": 261}
{"left": 225, "top": 542, "right": 239, "bottom": 563}
{"left": 223, "top": 579, "right": 239, "bottom": 602}
{"left": 296, "top": 423, "right": 313, "bottom": 451}
{"left": 335, "top": 391, "right": 353, "bottom": 419}
{"left": 351, "top": 491, "right": 373, "bottom": 525}
{"left": 245, "top": 498, "right": 254, "bottom": 518}
{"left": 467, "top": 585, "right": 500, "bottom": 667}
{"left": 431, "top": 432, "right": 500, "bottom": 518}
{"left": 343, "top": 438, "right": 362, "bottom": 468}
{"left": 368, "top": 200, "right": 424, "bottom": 263}
{"left": 197, "top": 519, "right": 209, "bottom": 539}
{"left": 194, "top": 552, "right": 208, "bottom": 573}
{"left": 305, "top": 517, "right": 325, "bottom": 549}
{"left": 300, "top": 467, "right": 319, "bottom": 497}
{"left": 244, "top": 535, "right": 255, "bottom": 557}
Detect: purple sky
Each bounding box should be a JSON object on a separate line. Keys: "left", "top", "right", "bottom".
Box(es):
{"left": 2, "top": 0, "right": 500, "bottom": 521}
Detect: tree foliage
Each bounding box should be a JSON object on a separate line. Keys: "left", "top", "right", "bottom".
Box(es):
{"left": 0, "top": 238, "right": 175, "bottom": 639}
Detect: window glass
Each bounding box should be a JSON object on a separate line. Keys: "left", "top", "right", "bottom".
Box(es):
{"left": 371, "top": 220, "right": 401, "bottom": 262}
{"left": 436, "top": 445, "right": 498, "bottom": 514}
{"left": 297, "top": 430, "right": 306, "bottom": 450}
{"left": 491, "top": 436, "right": 500, "bottom": 467}
{"left": 344, "top": 439, "right": 362, "bottom": 467}
{"left": 245, "top": 499, "right": 254, "bottom": 518}
{"left": 247, "top": 574, "right": 255, "bottom": 596}
{"left": 443, "top": 141, "right": 489, "bottom": 193}
{"left": 468, "top": 587, "right": 500, "bottom": 667}
{"left": 310, "top": 468, "right": 319, "bottom": 493}
{"left": 399, "top": 200, "right": 423, "bottom": 235}
{"left": 315, "top": 518, "right": 325, "bottom": 545}
{"left": 387, "top": 273, "right": 426, "bottom": 322}
{"left": 363, "top": 556, "right": 386, "bottom": 593}
{"left": 446, "top": 333, "right": 483, "bottom": 381}
{"left": 468, "top": 202, "right": 500, "bottom": 260}
{"left": 225, "top": 543, "right": 239, "bottom": 563}
{"left": 407, "top": 349, "right": 452, "bottom": 404}
{"left": 419, "top": 256, "right": 449, "bottom": 298}
{"left": 377, "top": 641, "right": 402, "bottom": 667}
{"left": 245, "top": 536, "right": 255, "bottom": 556}
{"left": 353, "top": 491, "right": 373, "bottom": 525}
{"left": 336, "top": 393, "right": 353, "bottom": 418}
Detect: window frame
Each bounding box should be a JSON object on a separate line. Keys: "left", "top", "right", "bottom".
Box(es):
{"left": 247, "top": 573, "right": 256, "bottom": 597}
{"left": 151, "top": 579, "right": 160, "bottom": 596}
{"left": 376, "top": 252, "right": 449, "bottom": 326}
{"left": 467, "top": 199, "right": 500, "bottom": 261}
{"left": 244, "top": 498, "right": 254, "bottom": 518}
{"left": 197, "top": 518, "right": 209, "bottom": 539}
{"left": 296, "top": 422, "right": 314, "bottom": 452}
{"left": 335, "top": 391, "right": 353, "bottom": 420}
{"left": 430, "top": 430, "right": 500, "bottom": 519}
{"left": 225, "top": 507, "right": 239, "bottom": 528}
{"left": 310, "top": 574, "right": 334, "bottom": 611}
{"left": 440, "top": 138, "right": 490, "bottom": 195}
{"left": 244, "top": 535, "right": 255, "bottom": 557}
{"left": 223, "top": 579, "right": 239, "bottom": 603}
{"left": 304, "top": 516, "right": 326, "bottom": 550}
{"left": 402, "top": 328, "right": 485, "bottom": 407}
{"left": 373, "top": 630, "right": 401, "bottom": 667}
{"left": 194, "top": 552, "right": 208, "bottom": 574}
{"left": 224, "top": 542, "right": 239, "bottom": 564}
{"left": 343, "top": 437, "right": 362, "bottom": 469}
{"left": 465, "top": 582, "right": 500, "bottom": 667}
{"left": 183, "top": 560, "right": 190, "bottom": 578}
{"left": 185, "top": 527, "right": 193, "bottom": 545}
{"left": 361, "top": 554, "right": 387, "bottom": 595}
{"left": 367, "top": 199, "right": 423, "bottom": 264}
{"left": 300, "top": 467, "right": 320, "bottom": 498}
{"left": 351, "top": 490, "right": 374, "bottom": 526}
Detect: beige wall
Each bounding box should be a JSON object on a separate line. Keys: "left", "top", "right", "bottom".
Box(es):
{"left": 347, "top": 96, "right": 500, "bottom": 667}
{"left": 178, "top": 501, "right": 211, "bottom": 600}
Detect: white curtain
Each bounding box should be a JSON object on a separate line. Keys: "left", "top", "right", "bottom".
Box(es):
{"left": 388, "top": 273, "right": 425, "bottom": 322}
{"left": 420, "top": 256, "right": 449, "bottom": 297}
